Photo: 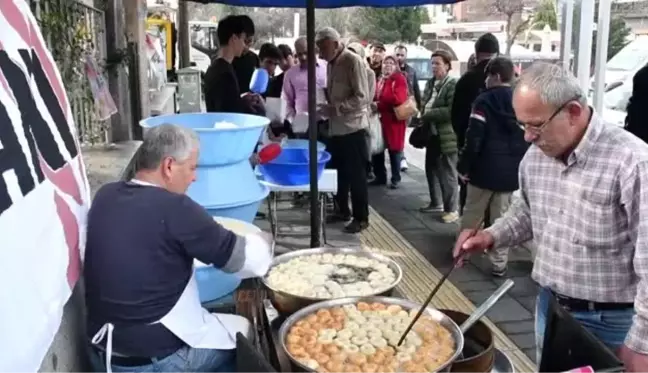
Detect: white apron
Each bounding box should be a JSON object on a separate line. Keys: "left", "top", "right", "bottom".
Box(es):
{"left": 91, "top": 179, "right": 273, "bottom": 372}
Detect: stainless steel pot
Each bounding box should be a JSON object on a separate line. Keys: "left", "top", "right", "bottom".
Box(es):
{"left": 261, "top": 247, "right": 403, "bottom": 316}
{"left": 278, "top": 296, "right": 465, "bottom": 373}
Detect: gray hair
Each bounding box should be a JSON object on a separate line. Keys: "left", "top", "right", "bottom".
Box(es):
{"left": 515, "top": 62, "right": 587, "bottom": 108}
{"left": 315, "top": 27, "right": 341, "bottom": 43}
{"left": 121, "top": 124, "right": 199, "bottom": 180}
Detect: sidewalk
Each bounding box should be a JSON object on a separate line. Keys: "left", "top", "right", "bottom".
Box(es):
{"left": 361, "top": 132, "right": 538, "bottom": 361}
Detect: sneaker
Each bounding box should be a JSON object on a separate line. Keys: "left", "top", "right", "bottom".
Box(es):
{"left": 492, "top": 267, "right": 507, "bottom": 277}
{"left": 419, "top": 204, "right": 443, "bottom": 213}
{"left": 344, "top": 219, "right": 369, "bottom": 233}
{"left": 389, "top": 181, "right": 400, "bottom": 189}
{"left": 441, "top": 211, "right": 460, "bottom": 223}
{"left": 400, "top": 159, "right": 408, "bottom": 172}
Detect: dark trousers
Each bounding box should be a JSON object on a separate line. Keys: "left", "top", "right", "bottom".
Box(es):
{"left": 372, "top": 150, "right": 403, "bottom": 184}
{"left": 329, "top": 130, "right": 369, "bottom": 222}
{"left": 459, "top": 181, "right": 467, "bottom": 214}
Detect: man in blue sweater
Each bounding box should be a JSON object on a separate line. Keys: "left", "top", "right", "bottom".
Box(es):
{"left": 457, "top": 56, "right": 529, "bottom": 277}
{"left": 84, "top": 124, "right": 273, "bottom": 372}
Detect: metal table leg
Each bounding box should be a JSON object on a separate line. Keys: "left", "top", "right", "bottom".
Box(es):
{"left": 321, "top": 193, "right": 328, "bottom": 246}
{"left": 267, "top": 192, "right": 278, "bottom": 239}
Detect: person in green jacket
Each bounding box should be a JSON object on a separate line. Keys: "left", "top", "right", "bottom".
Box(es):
{"left": 419, "top": 50, "right": 460, "bottom": 223}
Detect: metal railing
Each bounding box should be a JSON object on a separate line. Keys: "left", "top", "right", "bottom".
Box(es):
{"left": 29, "top": 0, "right": 110, "bottom": 145}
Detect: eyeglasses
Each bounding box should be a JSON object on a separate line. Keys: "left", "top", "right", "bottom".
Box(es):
{"left": 517, "top": 95, "right": 581, "bottom": 135}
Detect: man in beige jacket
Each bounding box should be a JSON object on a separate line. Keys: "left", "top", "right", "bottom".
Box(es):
{"left": 316, "top": 28, "right": 370, "bottom": 233}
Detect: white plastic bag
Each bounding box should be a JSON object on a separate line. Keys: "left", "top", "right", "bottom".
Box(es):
{"left": 368, "top": 114, "right": 384, "bottom": 155}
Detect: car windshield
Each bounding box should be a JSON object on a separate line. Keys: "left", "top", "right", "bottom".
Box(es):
{"left": 604, "top": 79, "right": 633, "bottom": 111}
{"left": 607, "top": 41, "right": 648, "bottom": 72}
{"left": 408, "top": 58, "right": 433, "bottom": 81}
{"left": 190, "top": 26, "right": 218, "bottom": 50}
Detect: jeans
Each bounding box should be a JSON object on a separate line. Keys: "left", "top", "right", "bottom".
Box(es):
{"left": 372, "top": 150, "right": 403, "bottom": 184}
{"left": 535, "top": 287, "right": 634, "bottom": 364}
{"left": 425, "top": 150, "right": 459, "bottom": 213}
{"left": 88, "top": 345, "right": 235, "bottom": 372}
{"left": 329, "top": 130, "right": 369, "bottom": 222}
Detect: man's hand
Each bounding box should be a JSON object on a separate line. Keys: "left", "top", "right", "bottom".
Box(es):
{"left": 370, "top": 102, "right": 378, "bottom": 114}
{"left": 459, "top": 174, "right": 470, "bottom": 183}
{"left": 618, "top": 344, "right": 648, "bottom": 372}
{"left": 452, "top": 229, "right": 494, "bottom": 266}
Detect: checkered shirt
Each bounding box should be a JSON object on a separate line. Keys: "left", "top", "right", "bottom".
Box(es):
{"left": 486, "top": 111, "right": 648, "bottom": 354}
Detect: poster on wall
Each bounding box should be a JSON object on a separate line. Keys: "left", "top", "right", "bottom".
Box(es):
{"left": 0, "top": 1, "right": 91, "bottom": 371}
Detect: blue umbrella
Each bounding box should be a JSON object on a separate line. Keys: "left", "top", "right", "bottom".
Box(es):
{"left": 190, "top": 0, "right": 465, "bottom": 246}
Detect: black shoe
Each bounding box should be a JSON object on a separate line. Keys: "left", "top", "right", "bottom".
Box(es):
{"left": 327, "top": 213, "right": 351, "bottom": 224}
{"left": 367, "top": 173, "right": 376, "bottom": 182}
{"left": 344, "top": 219, "right": 369, "bottom": 233}
{"left": 255, "top": 211, "right": 266, "bottom": 219}
{"left": 389, "top": 181, "right": 400, "bottom": 189}
{"left": 369, "top": 179, "right": 387, "bottom": 186}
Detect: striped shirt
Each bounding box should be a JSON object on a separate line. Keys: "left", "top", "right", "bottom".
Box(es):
{"left": 487, "top": 111, "right": 648, "bottom": 353}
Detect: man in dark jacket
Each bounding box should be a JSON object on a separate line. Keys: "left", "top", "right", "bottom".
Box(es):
{"left": 452, "top": 33, "right": 499, "bottom": 214}
{"left": 395, "top": 44, "right": 422, "bottom": 172}
{"left": 456, "top": 56, "right": 529, "bottom": 277}
{"left": 232, "top": 15, "right": 259, "bottom": 92}
{"left": 625, "top": 63, "right": 648, "bottom": 143}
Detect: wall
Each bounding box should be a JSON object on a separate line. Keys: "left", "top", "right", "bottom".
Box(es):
{"left": 38, "top": 142, "right": 141, "bottom": 372}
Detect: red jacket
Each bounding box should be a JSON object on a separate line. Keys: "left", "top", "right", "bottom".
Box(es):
{"left": 376, "top": 72, "right": 408, "bottom": 151}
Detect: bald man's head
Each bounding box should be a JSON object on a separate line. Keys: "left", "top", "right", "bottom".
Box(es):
{"left": 294, "top": 37, "right": 309, "bottom": 66}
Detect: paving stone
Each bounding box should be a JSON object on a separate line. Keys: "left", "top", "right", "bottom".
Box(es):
{"left": 516, "top": 295, "right": 537, "bottom": 313}
{"left": 460, "top": 280, "right": 498, "bottom": 292}
{"left": 523, "top": 347, "right": 537, "bottom": 363}
{"left": 463, "top": 291, "right": 533, "bottom": 323}
{"left": 497, "top": 320, "right": 536, "bottom": 335}
{"left": 507, "top": 332, "right": 537, "bottom": 350}
{"left": 448, "top": 265, "right": 491, "bottom": 283}
{"left": 505, "top": 276, "right": 540, "bottom": 298}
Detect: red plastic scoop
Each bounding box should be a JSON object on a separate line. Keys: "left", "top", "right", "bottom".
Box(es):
{"left": 257, "top": 143, "right": 282, "bottom": 164}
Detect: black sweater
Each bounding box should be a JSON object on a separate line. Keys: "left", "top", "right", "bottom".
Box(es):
{"left": 457, "top": 86, "right": 529, "bottom": 192}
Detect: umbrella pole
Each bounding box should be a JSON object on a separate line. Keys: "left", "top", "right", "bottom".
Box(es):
{"left": 306, "top": 0, "right": 321, "bottom": 248}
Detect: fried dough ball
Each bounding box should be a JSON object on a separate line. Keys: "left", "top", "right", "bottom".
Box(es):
{"left": 359, "top": 343, "right": 376, "bottom": 355}
{"left": 306, "top": 343, "right": 323, "bottom": 355}
{"left": 386, "top": 305, "right": 403, "bottom": 314}
{"left": 332, "top": 321, "right": 344, "bottom": 330}
{"left": 379, "top": 346, "right": 396, "bottom": 357}
{"left": 329, "top": 352, "right": 348, "bottom": 363}
{"left": 361, "top": 362, "right": 379, "bottom": 373}
{"left": 326, "top": 360, "right": 344, "bottom": 372}
{"left": 343, "top": 364, "right": 362, "bottom": 373}
{"left": 331, "top": 307, "right": 345, "bottom": 316}
{"left": 314, "top": 353, "right": 330, "bottom": 365}
{"left": 367, "top": 352, "right": 386, "bottom": 365}
{"left": 348, "top": 352, "right": 368, "bottom": 365}
{"left": 311, "top": 322, "right": 324, "bottom": 331}
{"left": 288, "top": 345, "right": 309, "bottom": 359}
{"left": 306, "top": 314, "right": 319, "bottom": 323}
{"left": 295, "top": 320, "right": 308, "bottom": 328}
{"left": 401, "top": 361, "right": 425, "bottom": 373}
{"left": 317, "top": 309, "right": 332, "bottom": 319}
{"left": 298, "top": 358, "right": 319, "bottom": 370}
{"left": 324, "top": 343, "right": 340, "bottom": 355}
{"left": 370, "top": 302, "right": 387, "bottom": 311}
{"left": 290, "top": 326, "right": 305, "bottom": 336}
{"left": 303, "top": 336, "right": 317, "bottom": 347}
{"left": 357, "top": 302, "right": 371, "bottom": 311}
{"left": 302, "top": 328, "right": 318, "bottom": 338}
{"left": 286, "top": 334, "right": 301, "bottom": 345}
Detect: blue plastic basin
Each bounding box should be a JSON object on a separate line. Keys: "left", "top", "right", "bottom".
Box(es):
{"left": 258, "top": 148, "right": 331, "bottom": 186}
{"left": 204, "top": 184, "right": 270, "bottom": 223}
{"left": 140, "top": 113, "right": 269, "bottom": 166}
{"left": 195, "top": 266, "right": 241, "bottom": 303}
{"left": 187, "top": 162, "right": 265, "bottom": 207}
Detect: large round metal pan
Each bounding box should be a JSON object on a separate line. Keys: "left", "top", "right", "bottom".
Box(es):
{"left": 261, "top": 247, "right": 403, "bottom": 316}
{"left": 278, "top": 296, "right": 465, "bottom": 373}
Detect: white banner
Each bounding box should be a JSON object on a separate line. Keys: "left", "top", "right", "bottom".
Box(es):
{"left": 0, "top": 1, "right": 91, "bottom": 371}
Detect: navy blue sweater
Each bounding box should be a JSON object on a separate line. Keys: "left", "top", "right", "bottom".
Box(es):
{"left": 457, "top": 86, "right": 529, "bottom": 192}
{"left": 84, "top": 182, "right": 240, "bottom": 357}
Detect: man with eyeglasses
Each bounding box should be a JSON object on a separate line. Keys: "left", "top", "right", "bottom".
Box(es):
{"left": 453, "top": 62, "right": 648, "bottom": 371}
